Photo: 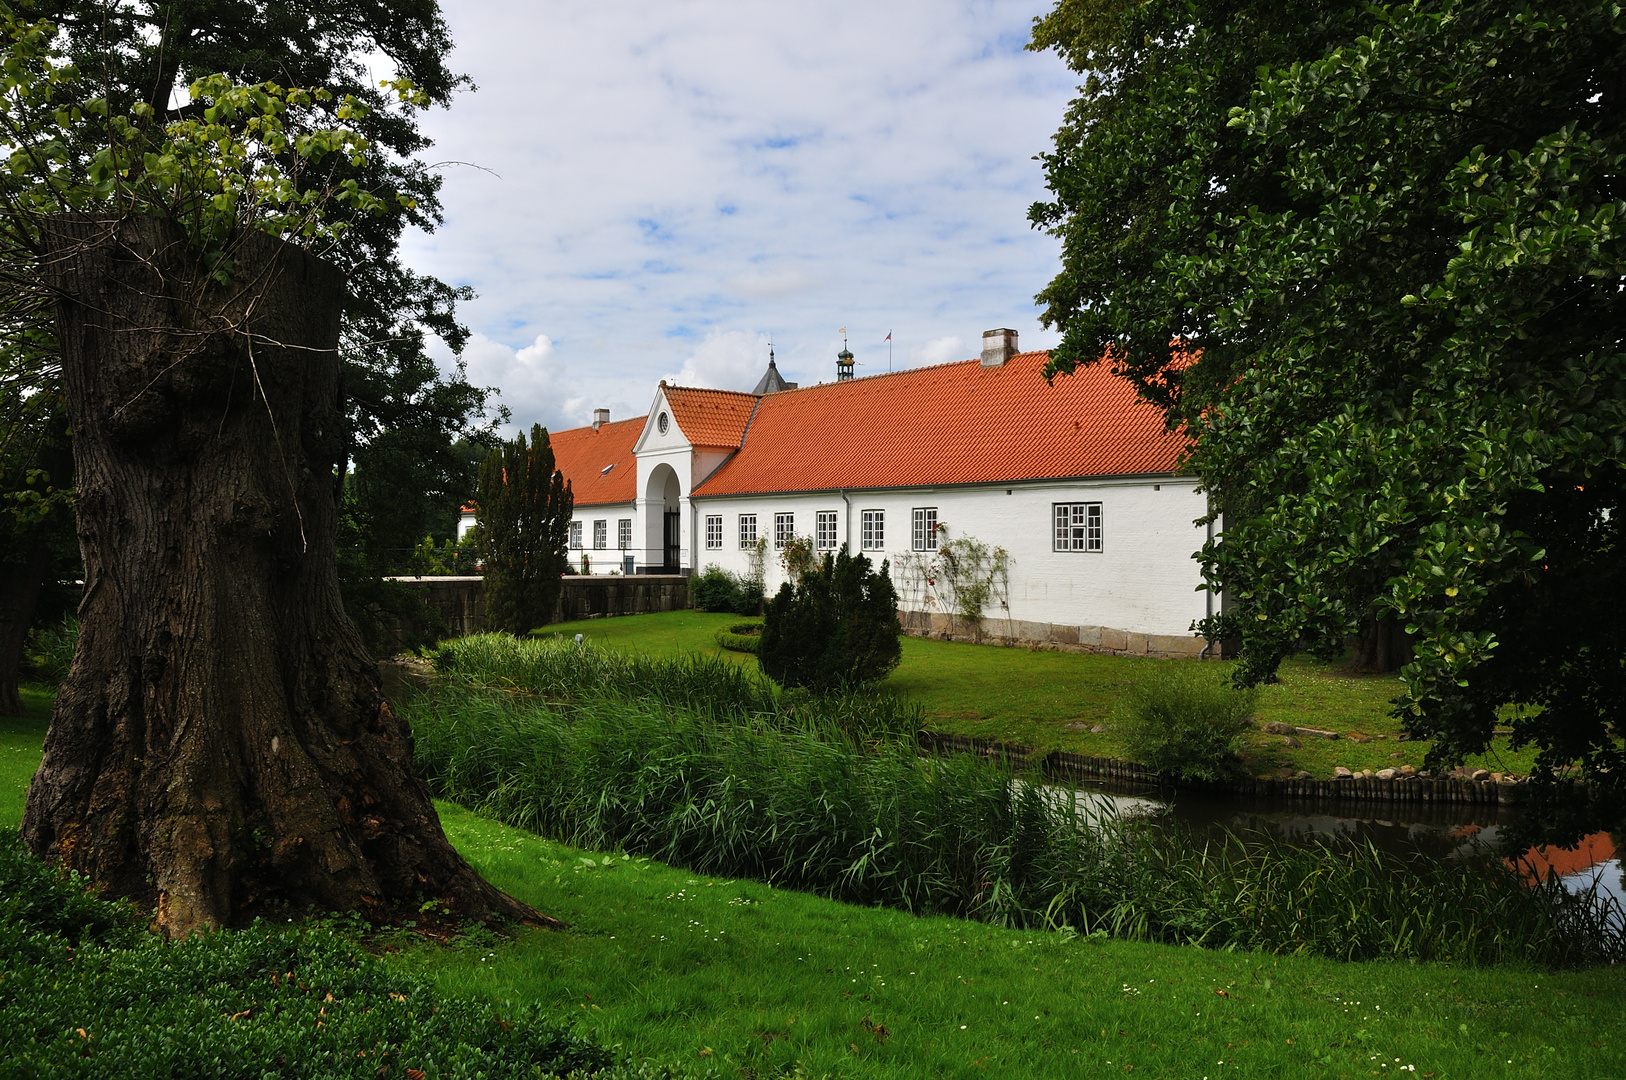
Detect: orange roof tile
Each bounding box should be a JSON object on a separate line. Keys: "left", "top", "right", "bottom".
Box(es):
{"left": 548, "top": 417, "right": 641, "bottom": 506}
{"left": 1513, "top": 832, "right": 1617, "bottom": 883}
{"left": 692, "top": 350, "right": 1186, "bottom": 496}
{"left": 663, "top": 386, "right": 758, "bottom": 448}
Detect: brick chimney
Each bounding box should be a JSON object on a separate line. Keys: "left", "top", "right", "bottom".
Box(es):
{"left": 980, "top": 328, "right": 1018, "bottom": 367}
{"left": 592, "top": 408, "right": 610, "bottom": 431}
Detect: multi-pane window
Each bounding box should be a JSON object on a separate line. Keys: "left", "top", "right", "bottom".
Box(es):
{"left": 911, "top": 507, "right": 938, "bottom": 551}
{"left": 861, "top": 509, "right": 884, "bottom": 550}
{"left": 774, "top": 512, "right": 795, "bottom": 549}
{"left": 593, "top": 519, "right": 607, "bottom": 549}
{"left": 705, "top": 515, "right": 723, "bottom": 549}
{"left": 1054, "top": 502, "right": 1103, "bottom": 552}
{"left": 618, "top": 518, "right": 632, "bottom": 549}
{"left": 816, "top": 511, "right": 838, "bottom": 551}
{"left": 568, "top": 521, "right": 583, "bottom": 548}
{"left": 739, "top": 514, "right": 758, "bottom": 547}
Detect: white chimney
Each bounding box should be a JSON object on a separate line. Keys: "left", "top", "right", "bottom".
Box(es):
{"left": 592, "top": 408, "right": 610, "bottom": 430}
{"left": 980, "top": 328, "right": 1018, "bottom": 367}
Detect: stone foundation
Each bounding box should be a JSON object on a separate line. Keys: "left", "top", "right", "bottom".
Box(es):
{"left": 898, "top": 610, "right": 1210, "bottom": 659}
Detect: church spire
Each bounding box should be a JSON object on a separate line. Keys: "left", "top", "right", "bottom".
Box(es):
{"left": 751, "top": 338, "right": 792, "bottom": 395}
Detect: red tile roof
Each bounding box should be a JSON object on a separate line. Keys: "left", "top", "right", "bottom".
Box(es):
{"left": 548, "top": 417, "right": 641, "bottom": 506}
{"left": 692, "top": 350, "right": 1187, "bottom": 496}
{"left": 663, "top": 386, "right": 758, "bottom": 448}
{"left": 1513, "top": 832, "right": 1617, "bottom": 883}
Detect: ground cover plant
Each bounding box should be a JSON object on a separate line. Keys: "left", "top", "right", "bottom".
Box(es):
{"left": 0, "top": 833, "right": 646, "bottom": 1078}
{"left": 407, "top": 639, "right": 1621, "bottom": 968}
{"left": 540, "top": 611, "right": 1541, "bottom": 777}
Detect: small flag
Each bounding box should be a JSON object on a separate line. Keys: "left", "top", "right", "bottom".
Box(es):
{"left": 884, "top": 331, "right": 892, "bottom": 341}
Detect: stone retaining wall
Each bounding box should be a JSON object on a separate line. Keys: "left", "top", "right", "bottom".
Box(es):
{"left": 900, "top": 611, "right": 1209, "bottom": 659}
{"left": 388, "top": 574, "right": 689, "bottom": 637}
{"left": 917, "top": 730, "right": 1543, "bottom": 806}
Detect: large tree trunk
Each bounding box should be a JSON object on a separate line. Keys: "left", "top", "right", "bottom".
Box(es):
{"left": 1344, "top": 614, "right": 1414, "bottom": 674}
{"left": 22, "top": 216, "right": 551, "bottom": 937}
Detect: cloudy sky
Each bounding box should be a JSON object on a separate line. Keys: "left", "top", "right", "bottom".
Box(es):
{"left": 395, "top": 1, "right": 1078, "bottom": 434}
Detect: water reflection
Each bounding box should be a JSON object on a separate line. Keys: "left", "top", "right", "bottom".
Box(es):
{"left": 1066, "top": 781, "right": 1626, "bottom": 909}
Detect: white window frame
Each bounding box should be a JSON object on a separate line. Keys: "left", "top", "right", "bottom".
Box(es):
{"left": 739, "top": 514, "right": 758, "bottom": 548}
{"left": 911, "top": 507, "right": 938, "bottom": 551}
{"left": 705, "top": 515, "right": 723, "bottom": 549}
{"left": 1053, "top": 502, "right": 1103, "bottom": 552}
{"left": 593, "top": 519, "right": 607, "bottom": 549}
{"left": 774, "top": 512, "right": 795, "bottom": 549}
{"left": 568, "top": 520, "right": 583, "bottom": 549}
{"left": 861, "top": 509, "right": 884, "bottom": 550}
{"left": 618, "top": 518, "right": 632, "bottom": 550}
{"left": 815, "top": 510, "right": 838, "bottom": 551}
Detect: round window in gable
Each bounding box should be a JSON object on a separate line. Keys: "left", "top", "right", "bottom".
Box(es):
{"left": 657, "top": 411, "right": 669, "bottom": 435}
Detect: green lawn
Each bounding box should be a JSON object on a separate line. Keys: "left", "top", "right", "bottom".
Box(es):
{"left": 3, "top": 692, "right": 1622, "bottom": 1079}
{"left": 392, "top": 802, "right": 1626, "bottom": 1079}
{"left": 536, "top": 612, "right": 1537, "bottom": 779}
{"left": 0, "top": 686, "right": 51, "bottom": 826}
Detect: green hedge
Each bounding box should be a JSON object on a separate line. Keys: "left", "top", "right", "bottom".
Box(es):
{"left": 714, "top": 621, "right": 762, "bottom": 653}
{"left": 0, "top": 834, "right": 658, "bottom": 1079}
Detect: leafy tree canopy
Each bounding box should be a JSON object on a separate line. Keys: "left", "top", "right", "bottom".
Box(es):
{"left": 19, "top": 0, "right": 503, "bottom": 560}
{"left": 1030, "top": 0, "right": 1626, "bottom": 840}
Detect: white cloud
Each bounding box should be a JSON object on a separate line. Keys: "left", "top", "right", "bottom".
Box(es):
{"left": 911, "top": 335, "right": 969, "bottom": 368}
{"left": 666, "top": 329, "right": 774, "bottom": 391}
{"left": 400, "top": 0, "right": 1072, "bottom": 427}
{"left": 458, "top": 333, "right": 590, "bottom": 435}
{"left": 727, "top": 268, "right": 823, "bottom": 300}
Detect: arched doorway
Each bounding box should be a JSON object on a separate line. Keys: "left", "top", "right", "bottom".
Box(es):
{"left": 644, "top": 463, "right": 682, "bottom": 571}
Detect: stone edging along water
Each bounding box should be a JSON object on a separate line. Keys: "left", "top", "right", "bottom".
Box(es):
{"left": 915, "top": 730, "right": 1562, "bottom": 807}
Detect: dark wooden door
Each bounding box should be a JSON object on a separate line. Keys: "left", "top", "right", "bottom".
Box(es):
{"left": 663, "top": 510, "right": 681, "bottom": 571}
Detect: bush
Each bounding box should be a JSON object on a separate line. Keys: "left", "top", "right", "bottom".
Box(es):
{"left": 715, "top": 621, "right": 762, "bottom": 653}
{"left": 1115, "top": 664, "right": 1258, "bottom": 781}
{"left": 691, "top": 565, "right": 763, "bottom": 614}
{"left": 758, "top": 547, "right": 902, "bottom": 693}
{"left": 0, "top": 833, "right": 649, "bottom": 1079}
{"left": 690, "top": 564, "right": 741, "bottom": 612}
{"left": 21, "top": 616, "right": 77, "bottom": 685}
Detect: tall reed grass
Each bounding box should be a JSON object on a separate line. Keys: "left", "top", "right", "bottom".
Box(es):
{"left": 404, "top": 675, "right": 1625, "bottom": 968}
{"left": 433, "top": 632, "right": 918, "bottom": 740}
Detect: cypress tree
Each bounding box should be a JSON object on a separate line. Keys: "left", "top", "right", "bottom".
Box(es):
{"left": 476, "top": 425, "right": 573, "bottom": 634}
{"left": 759, "top": 547, "right": 902, "bottom": 693}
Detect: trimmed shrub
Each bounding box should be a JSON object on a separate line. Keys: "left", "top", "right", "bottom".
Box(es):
{"left": 1115, "top": 664, "right": 1258, "bottom": 781}
{"left": 715, "top": 621, "right": 762, "bottom": 653}
{"left": 758, "top": 547, "right": 901, "bottom": 693}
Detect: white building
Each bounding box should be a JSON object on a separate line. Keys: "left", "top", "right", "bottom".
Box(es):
{"left": 463, "top": 330, "right": 1215, "bottom": 658}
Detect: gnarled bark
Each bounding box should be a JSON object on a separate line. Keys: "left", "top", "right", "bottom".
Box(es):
{"left": 22, "top": 216, "right": 551, "bottom": 937}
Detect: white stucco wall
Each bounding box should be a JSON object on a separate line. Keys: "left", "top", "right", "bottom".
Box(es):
{"left": 566, "top": 502, "right": 637, "bottom": 574}
{"left": 689, "top": 477, "right": 1209, "bottom": 638}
